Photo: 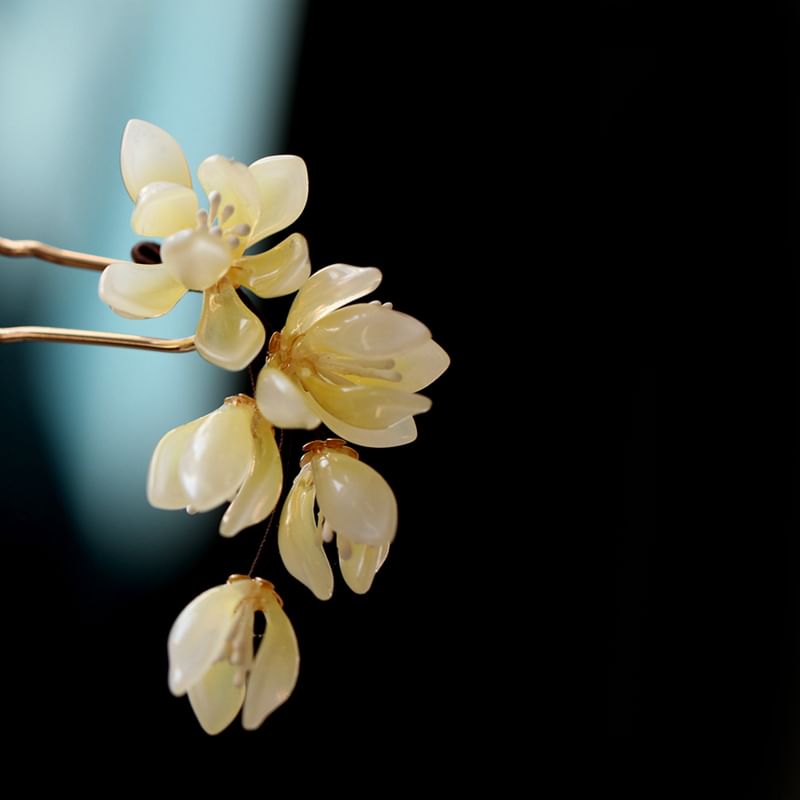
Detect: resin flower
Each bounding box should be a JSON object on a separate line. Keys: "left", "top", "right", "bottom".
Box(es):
{"left": 168, "top": 575, "right": 299, "bottom": 734}
{"left": 99, "top": 119, "right": 310, "bottom": 370}
{"left": 255, "top": 264, "right": 450, "bottom": 447}
{"left": 279, "top": 439, "right": 396, "bottom": 598}
{"left": 147, "top": 395, "right": 281, "bottom": 537}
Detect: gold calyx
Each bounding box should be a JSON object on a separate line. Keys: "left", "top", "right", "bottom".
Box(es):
{"left": 300, "top": 437, "right": 359, "bottom": 466}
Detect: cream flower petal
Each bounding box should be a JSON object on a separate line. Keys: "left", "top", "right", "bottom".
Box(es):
{"left": 306, "top": 303, "right": 431, "bottom": 359}
{"left": 99, "top": 261, "right": 186, "bottom": 319}
{"left": 120, "top": 119, "right": 192, "bottom": 201}
{"left": 131, "top": 182, "right": 199, "bottom": 237}
{"left": 338, "top": 537, "right": 390, "bottom": 595}
{"left": 187, "top": 659, "right": 246, "bottom": 736}
{"left": 179, "top": 403, "right": 255, "bottom": 513}
{"left": 161, "top": 229, "right": 232, "bottom": 292}
{"left": 147, "top": 414, "right": 211, "bottom": 510}
{"left": 247, "top": 155, "right": 309, "bottom": 245}
{"left": 235, "top": 233, "right": 310, "bottom": 298}
{"left": 195, "top": 280, "right": 266, "bottom": 371}
{"left": 303, "top": 373, "right": 431, "bottom": 429}
{"left": 242, "top": 600, "right": 300, "bottom": 730}
{"left": 255, "top": 366, "right": 321, "bottom": 430}
{"left": 311, "top": 450, "right": 397, "bottom": 546}
{"left": 278, "top": 467, "right": 333, "bottom": 600}
{"left": 303, "top": 393, "right": 418, "bottom": 447}
{"left": 168, "top": 582, "right": 247, "bottom": 696}
{"left": 219, "top": 414, "right": 283, "bottom": 538}
{"left": 382, "top": 339, "right": 450, "bottom": 392}
{"left": 285, "top": 264, "right": 382, "bottom": 336}
{"left": 197, "top": 155, "right": 261, "bottom": 235}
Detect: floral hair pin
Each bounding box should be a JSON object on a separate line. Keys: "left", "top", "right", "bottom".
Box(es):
{"left": 0, "top": 119, "right": 449, "bottom": 734}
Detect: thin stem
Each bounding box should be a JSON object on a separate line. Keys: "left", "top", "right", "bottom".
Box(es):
{"left": 0, "top": 237, "right": 113, "bottom": 271}
{"left": 248, "top": 428, "right": 286, "bottom": 577}
{"left": 0, "top": 325, "right": 195, "bottom": 352}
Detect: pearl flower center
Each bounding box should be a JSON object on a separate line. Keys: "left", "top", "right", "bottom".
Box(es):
{"left": 268, "top": 330, "right": 401, "bottom": 385}
{"left": 160, "top": 191, "right": 253, "bottom": 292}
{"left": 195, "top": 190, "right": 252, "bottom": 252}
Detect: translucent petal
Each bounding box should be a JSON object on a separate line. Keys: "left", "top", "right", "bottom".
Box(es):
{"left": 219, "top": 414, "right": 282, "bottom": 538}
{"left": 285, "top": 264, "right": 382, "bottom": 335}
{"left": 187, "top": 659, "right": 246, "bottom": 735}
{"left": 303, "top": 373, "right": 431, "bottom": 429}
{"left": 338, "top": 537, "right": 390, "bottom": 595}
{"left": 255, "top": 366, "right": 321, "bottom": 430}
{"left": 235, "top": 233, "right": 310, "bottom": 298}
{"left": 131, "top": 182, "right": 199, "bottom": 237}
{"left": 178, "top": 403, "right": 255, "bottom": 513}
{"left": 306, "top": 303, "right": 430, "bottom": 359}
{"left": 312, "top": 450, "right": 397, "bottom": 546}
{"left": 247, "top": 155, "right": 309, "bottom": 244}
{"left": 168, "top": 582, "right": 248, "bottom": 696}
{"left": 303, "top": 393, "right": 418, "bottom": 448}
{"left": 98, "top": 261, "right": 186, "bottom": 319}
{"left": 120, "top": 119, "right": 192, "bottom": 201}
{"left": 242, "top": 600, "right": 300, "bottom": 730}
{"left": 197, "top": 155, "right": 260, "bottom": 235}
{"left": 195, "top": 281, "right": 266, "bottom": 371}
{"left": 147, "top": 414, "right": 210, "bottom": 510}
{"left": 161, "top": 228, "right": 232, "bottom": 292}
{"left": 278, "top": 468, "right": 333, "bottom": 600}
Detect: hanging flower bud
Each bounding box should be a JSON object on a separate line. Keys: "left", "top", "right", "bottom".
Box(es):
{"left": 147, "top": 395, "right": 282, "bottom": 537}
{"left": 278, "top": 439, "right": 396, "bottom": 599}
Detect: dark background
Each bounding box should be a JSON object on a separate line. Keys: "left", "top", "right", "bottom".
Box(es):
{"left": 23, "top": 2, "right": 800, "bottom": 792}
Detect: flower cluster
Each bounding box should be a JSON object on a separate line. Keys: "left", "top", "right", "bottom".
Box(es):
{"left": 102, "top": 120, "right": 448, "bottom": 734}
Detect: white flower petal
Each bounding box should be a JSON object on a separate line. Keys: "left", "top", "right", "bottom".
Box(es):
{"left": 131, "top": 182, "right": 199, "bottom": 237}
{"left": 179, "top": 403, "right": 255, "bottom": 513}
{"left": 242, "top": 600, "right": 300, "bottom": 730}
{"left": 338, "top": 536, "right": 390, "bottom": 595}
{"left": 195, "top": 280, "right": 266, "bottom": 371}
{"left": 187, "top": 659, "right": 246, "bottom": 736}
{"left": 219, "top": 414, "right": 282, "bottom": 538}
{"left": 197, "top": 155, "right": 260, "bottom": 236}
{"left": 247, "top": 155, "right": 309, "bottom": 245}
{"left": 285, "top": 264, "right": 382, "bottom": 335}
{"left": 235, "top": 233, "right": 310, "bottom": 298}
{"left": 303, "top": 394, "right": 418, "bottom": 448}
{"left": 306, "top": 303, "right": 430, "bottom": 359}
{"left": 147, "top": 414, "right": 211, "bottom": 510}
{"left": 121, "top": 119, "right": 192, "bottom": 201}
{"left": 255, "top": 366, "right": 321, "bottom": 430}
{"left": 168, "top": 582, "right": 248, "bottom": 696}
{"left": 99, "top": 261, "right": 186, "bottom": 319}
{"left": 312, "top": 450, "right": 397, "bottom": 546}
{"left": 161, "top": 228, "right": 232, "bottom": 292}
{"left": 278, "top": 467, "right": 333, "bottom": 600}
{"left": 303, "top": 373, "right": 431, "bottom": 429}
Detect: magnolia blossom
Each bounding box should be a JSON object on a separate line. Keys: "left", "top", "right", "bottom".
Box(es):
{"left": 255, "top": 264, "right": 450, "bottom": 447}
{"left": 279, "top": 439, "right": 396, "bottom": 598}
{"left": 99, "top": 119, "right": 310, "bottom": 370}
{"left": 147, "top": 395, "right": 281, "bottom": 537}
{"left": 168, "top": 575, "right": 299, "bottom": 734}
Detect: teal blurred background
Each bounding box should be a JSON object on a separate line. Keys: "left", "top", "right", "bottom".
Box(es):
{"left": 0, "top": 0, "right": 305, "bottom": 576}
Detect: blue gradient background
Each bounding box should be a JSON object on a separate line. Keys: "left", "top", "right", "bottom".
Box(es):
{"left": 0, "top": 0, "right": 305, "bottom": 575}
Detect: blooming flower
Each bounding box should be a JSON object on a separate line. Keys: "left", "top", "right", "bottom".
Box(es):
{"left": 278, "top": 439, "right": 396, "bottom": 598}
{"left": 168, "top": 575, "right": 299, "bottom": 734}
{"left": 147, "top": 394, "right": 281, "bottom": 537}
{"left": 255, "top": 264, "right": 450, "bottom": 447}
{"left": 99, "top": 119, "right": 310, "bottom": 370}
